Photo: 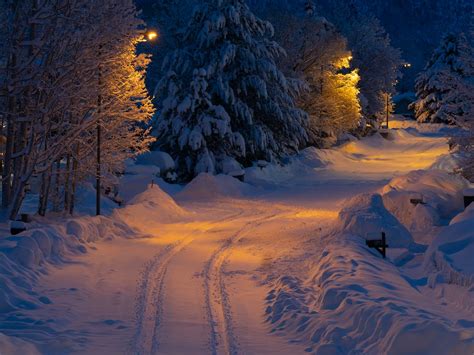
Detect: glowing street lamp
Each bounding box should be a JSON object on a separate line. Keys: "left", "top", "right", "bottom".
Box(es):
{"left": 146, "top": 30, "right": 158, "bottom": 42}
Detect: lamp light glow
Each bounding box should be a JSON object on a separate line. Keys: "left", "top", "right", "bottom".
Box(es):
{"left": 146, "top": 31, "right": 158, "bottom": 41}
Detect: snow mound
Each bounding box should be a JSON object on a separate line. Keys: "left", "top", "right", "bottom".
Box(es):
{"left": 451, "top": 202, "right": 474, "bottom": 225}
{"left": 382, "top": 170, "right": 468, "bottom": 232}
{"left": 177, "top": 173, "right": 256, "bottom": 201}
{"left": 116, "top": 185, "right": 187, "bottom": 228}
{"left": 265, "top": 235, "right": 474, "bottom": 354}
{"left": 337, "top": 193, "right": 413, "bottom": 248}
{"left": 424, "top": 204, "right": 474, "bottom": 288}
{"left": 119, "top": 160, "right": 181, "bottom": 203}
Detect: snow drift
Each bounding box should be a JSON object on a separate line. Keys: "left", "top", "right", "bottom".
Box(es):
{"left": 0, "top": 216, "right": 136, "bottom": 314}
{"left": 424, "top": 203, "right": 474, "bottom": 289}
{"left": 265, "top": 234, "right": 474, "bottom": 355}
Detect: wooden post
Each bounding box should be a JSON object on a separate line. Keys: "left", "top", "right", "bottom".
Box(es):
{"left": 381, "top": 232, "right": 386, "bottom": 259}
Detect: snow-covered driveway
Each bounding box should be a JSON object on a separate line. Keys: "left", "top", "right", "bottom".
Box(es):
{"left": 8, "top": 120, "right": 469, "bottom": 354}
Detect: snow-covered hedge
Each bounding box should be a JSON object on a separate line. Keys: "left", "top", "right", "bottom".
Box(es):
{"left": 135, "top": 151, "right": 175, "bottom": 173}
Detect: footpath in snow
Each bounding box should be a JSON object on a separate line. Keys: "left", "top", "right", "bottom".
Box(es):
{"left": 0, "top": 117, "right": 473, "bottom": 354}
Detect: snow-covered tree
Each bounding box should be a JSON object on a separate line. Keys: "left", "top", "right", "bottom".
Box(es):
{"left": 251, "top": 0, "right": 402, "bottom": 130}
{"left": 267, "top": 8, "right": 361, "bottom": 147}
{"left": 0, "top": 0, "right": 154, "bottom": 219}
{"left": 410, "top": 33, "right": 474, "bottom": 125}
{"left": 154, "top": 0, "right": 308, "bottom": 180}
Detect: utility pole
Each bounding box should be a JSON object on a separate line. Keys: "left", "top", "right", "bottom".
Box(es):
{"left": 385, "top": 92, "right": 390, "bottom": 129}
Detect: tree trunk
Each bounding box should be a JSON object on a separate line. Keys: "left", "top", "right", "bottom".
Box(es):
{"left": 38, "top": 165, "right": 52, "bottom": 217}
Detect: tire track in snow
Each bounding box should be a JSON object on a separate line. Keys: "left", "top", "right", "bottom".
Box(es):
{"left": 204, "top": 212, "right": 278, "bottom": 355}
{"left": 132, "top": 208, "right": 249, "bottom": 354}
{"left": 133, "top": 238, "right": 192, "bottom": 355}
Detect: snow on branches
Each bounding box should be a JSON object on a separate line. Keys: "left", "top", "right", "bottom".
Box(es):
{"left": 268, "top": 10, "right": 361, "bottom": 147}
{"left": 154, "top": 0, "right": 308, "bottom": 180}
{"left": 0, "top": 0, "right": 154, "bottom": 219}
{"left": 411, "top": 33, "right": 474, "bottom": 125}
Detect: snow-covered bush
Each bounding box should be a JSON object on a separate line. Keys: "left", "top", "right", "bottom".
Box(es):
{"left": 410, "top": 33, "right": 474, "bottom": 125}
{"left": 381, "top": 170, "right": 469, "bottom": 232}
{"left": 154, "top": 0, "right": 308, "bottom": 181}
{"left": 135, "top": 151, "right": 177, "bottom": 182}
{"left": 337, "top": 193, "right": 413, "bottom": 248}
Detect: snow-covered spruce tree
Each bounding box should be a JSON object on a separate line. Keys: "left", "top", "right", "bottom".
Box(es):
{"left": 155, "top": 0, "right": 308, "bottom": 180}
{"left": 266, "top": 8, "right": 361, "bottom": 147}
{"left": 410, "top": 33, "right": 474, "bottom": 125}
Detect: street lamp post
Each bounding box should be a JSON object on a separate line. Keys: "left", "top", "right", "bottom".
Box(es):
{"left": 96, "top": 44, "right": 102, "bottom": 216}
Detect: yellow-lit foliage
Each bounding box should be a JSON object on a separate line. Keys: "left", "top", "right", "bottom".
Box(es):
{"left": 301, "top": 50, "right": 361, "bottom": 147}
{"left": 272, "top": 16, "right": 362, "bottom": 147}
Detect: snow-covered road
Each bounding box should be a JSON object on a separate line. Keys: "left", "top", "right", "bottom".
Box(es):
{"left": 8, "top": 119, "right": 472, "bottom": 354}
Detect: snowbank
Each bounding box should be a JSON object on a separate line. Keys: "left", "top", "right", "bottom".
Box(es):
{"left": 381, "top": 170, "right": 468, "bottom": 232}
{"left": 430, "top": 152, "right": 460, "bottom": 171}
{"left": 115, "top": 184, "right": 187, "bottom": 232}
{"left": 265, "top": 235, "right": 474, "bottom": 354}
{"left": 336, "top": 193, "right": 413, "bottom": 248}
{"left": 176, "top": 173, "right": 256, "bottom": 201}
{"left": 0, "top": 215, "right": 135, "bottom": 314}
{"left": 0, "top": 333, "right": 40, "bottom": 355}
{"left": 424, "top": 204, "right": 474, "bottom": 288}
{"left": 0, "top": 182, "right": 186, "bottom": 350}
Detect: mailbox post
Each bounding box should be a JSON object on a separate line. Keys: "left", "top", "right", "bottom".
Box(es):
{"left": 366, "top": 232, "right": 389, "bottom": 258}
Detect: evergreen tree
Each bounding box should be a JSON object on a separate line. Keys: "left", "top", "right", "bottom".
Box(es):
{"left": 250, "top": 0, "right": 402, "bottom": 127}
{"left": 155, "top": 0, "right": 308, "bottom": 180}
{"left": 264, "top": 7, "right": 361, "bottom": 147}
{"left": 410, "top": 33, "right": 474, "bottom": 125}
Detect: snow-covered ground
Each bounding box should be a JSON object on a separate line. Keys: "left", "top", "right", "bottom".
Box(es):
{"left": 1, "top": 117, "right": 473, "bottom": 354}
